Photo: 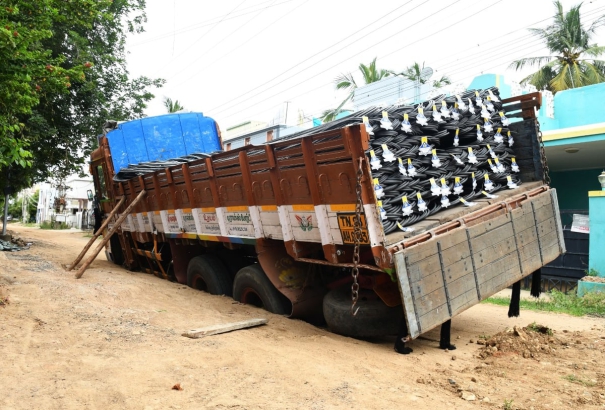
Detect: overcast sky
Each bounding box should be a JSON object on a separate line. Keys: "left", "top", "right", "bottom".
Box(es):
{"left": 125, "top": 0, "right": 605, "bottom": 130}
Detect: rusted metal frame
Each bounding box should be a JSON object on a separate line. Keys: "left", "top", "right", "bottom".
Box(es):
{"left": 151, "top": 173, "right": 165, "bottom": 210}
{"left": 248, "top": 157, "right": 270, "bottom": 172}
{"left": 314, "top": 151, "right": 353, "bottom": 164}
{"left": 294, "top": 257, "right": 385, "bottom": 273}
{"left": 135, "top": 248, "right": 158, "bottom": 260}
{"left": 501, "top": 91, "right": 542, "bottom": 107}
{"left": 502, "top": 92, "right": 541, "bottom": 120}
{"left": 180, "top": 164, "right": 195, "bottom": 209}
{"left": 272, "top": 157, "right": 305, "bottom": 168}
{"left": 117, "top": 181, "right": 126, "bottom": 200}
{"left": 129, "top": 236, "right": 154, "bottom": 276}
{"left": 127, "top": 179, "right": 139, "bottom": 214}
{"left": 137, "top": 176, "right": 152, "bottom": 213}
{"left": 265, "top": 145, "right": 284, "bottom": 204}
{"left": 266, "top": 144, "right": 315, "bottom": 259}
{"left": 301, "top": 136, "right": 341, "bottom": 263}
{"left": 343, "top": 125, "right": 392, "bottom": 269}
{"left": 120, "top": 228, "right": 137, "bottom": 268}
{"left": 164, "top": 167, "right": 181, "bottom": 210}
{"left": 117, "top": 182, "right": 134, "bottom": 267}
{"left": 238, "top": 149, "right": 256, "bottom": 206}
{"left": 204, "top": 157, "right": 222, "bottom": 209}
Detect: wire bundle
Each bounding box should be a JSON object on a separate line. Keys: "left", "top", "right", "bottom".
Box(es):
{"left": 361, "top": 87, "right": 522, "bottom": 234}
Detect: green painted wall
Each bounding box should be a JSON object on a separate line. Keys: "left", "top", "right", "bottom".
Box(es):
{"left": 549, "top": 168, "right": 603, "bottom": 210}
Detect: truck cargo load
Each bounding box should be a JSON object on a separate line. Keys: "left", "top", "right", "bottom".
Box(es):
{"left": 87, "top": 89, "right": 565, "bottom": 341}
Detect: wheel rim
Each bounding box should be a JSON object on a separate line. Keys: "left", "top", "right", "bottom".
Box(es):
{"left": 240, "top": 287, "right": 264, "bottom": 308}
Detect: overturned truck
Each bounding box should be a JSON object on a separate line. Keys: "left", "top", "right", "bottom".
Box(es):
{"left": 89, "top": 90, "right": 565, "bottom": 340}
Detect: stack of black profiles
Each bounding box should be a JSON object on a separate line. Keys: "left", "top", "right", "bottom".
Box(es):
{"left": 362, "top": 87, "right": 522, "bottom": 234}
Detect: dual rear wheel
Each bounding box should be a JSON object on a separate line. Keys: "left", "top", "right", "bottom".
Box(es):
{"left": 186, "top": 255, "right": 291, "bottom": 315}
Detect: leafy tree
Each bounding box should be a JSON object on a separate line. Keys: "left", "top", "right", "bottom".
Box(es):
{"left": 510, "top": 1, "right": 605, "bottom": 93}
{"left": 163, "top": 97, "right": 185, "bottom": 113}
{"left": 0, "top": 0, "right": 164, "bottom": 195}
{"left": 321, "top": 57, "right": 392, "bottom": 122}
{"left": 0, "top": 2, "right": 85, "bottom": 169}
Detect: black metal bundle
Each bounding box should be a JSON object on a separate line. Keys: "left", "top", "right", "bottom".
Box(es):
{"left": 364, "top": 87, "right": 523, "bottom": 234}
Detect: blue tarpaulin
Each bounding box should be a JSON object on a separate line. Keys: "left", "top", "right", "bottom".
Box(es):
{"left": 106, "top": 113, "right": 221, "bottom": 173}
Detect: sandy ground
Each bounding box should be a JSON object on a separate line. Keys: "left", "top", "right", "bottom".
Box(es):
{"left": 1, "top": 225, "right": 604, "bottom": 410}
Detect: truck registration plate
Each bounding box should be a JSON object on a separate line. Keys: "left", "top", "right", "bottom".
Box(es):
{"left": 337, "top": 213, "right": 370, "bottom": 245}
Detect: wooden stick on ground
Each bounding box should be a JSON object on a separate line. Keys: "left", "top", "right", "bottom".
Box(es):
{"left": 74, "top": 190, "right": 146, "bottom": 279}
{"left": 66, "top": 196, "right": 126, "bottom": 271}
{"left": 181, "top": 318, "right": 268, "bottom": 339}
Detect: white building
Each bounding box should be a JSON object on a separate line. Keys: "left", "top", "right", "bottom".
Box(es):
{"left": 37, "top": 172, "right": 95, "bottom": 229}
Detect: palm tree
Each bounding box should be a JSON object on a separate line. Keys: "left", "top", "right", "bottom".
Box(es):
{"left": 510, "top": 1, "right": 605, "bottom": 93}
{"left": 321, "top": 57, "right": 392, "bottom": 122}
{"left": 399, "top": 61, "right": 451, "bottom": 88}
{"left": 163, "top": 97, "right": 185, "bottom": 113}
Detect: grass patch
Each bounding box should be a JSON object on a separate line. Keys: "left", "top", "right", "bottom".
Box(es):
{"left": 563, "top": 374, "right": 596, "bottom": 387}
{"left": 503, "top": 399, "right": 514, "bottom": 410}
{"left": 527, "top": 322, "right": 553, "bottom": 336}
{"left": 40, "top": 221, "right": 70, "bottom": 230}
{"left": 483, "top": 289, "right": 605, "bottom": 317}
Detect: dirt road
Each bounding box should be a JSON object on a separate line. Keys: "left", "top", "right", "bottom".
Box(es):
{"left": 1, "top": 226, "right": 604, "bottom": 410}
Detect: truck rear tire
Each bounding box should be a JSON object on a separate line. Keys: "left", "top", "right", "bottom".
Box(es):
{"left": 233, "top": 264, "right": 291, "bottom": 315}
{"left": 187, "top": 255, "right": 233, "bottom": 296}
{"left": 106, "top": 234, "right": 124, "bottom": 266}
{"left": 323, "top": 286, "right": 402, "bottom": 338}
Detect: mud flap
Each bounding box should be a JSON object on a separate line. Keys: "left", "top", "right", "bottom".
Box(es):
{"left": 256, "top": 239, "right": 327, "bottom": 321}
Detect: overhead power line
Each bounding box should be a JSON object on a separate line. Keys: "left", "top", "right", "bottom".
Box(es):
{"left": 215, "top": 4, "right": 605, "bottom": 127}
{"left": 201, "top": 0, "right": 420, "bottom": 113}
{"left": 128, "top": 0, "right": 298, "bottom": 48}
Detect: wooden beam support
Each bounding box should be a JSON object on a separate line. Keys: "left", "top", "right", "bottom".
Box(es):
{"left": 181, "top": 318, "right": 268, "bottom": 339}
{"left": 74, "top": 190, "right": 146, "bottom": 279}
{"left": 66, "top": 196, "right": 126, "bottom": 271}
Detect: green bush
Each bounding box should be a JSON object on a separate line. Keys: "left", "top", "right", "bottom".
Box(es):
{"left": 39, "top": 221, "right": 70, "bottom": 230}
{"left": 484, "top": 288, "right": 605, "bottom": 318}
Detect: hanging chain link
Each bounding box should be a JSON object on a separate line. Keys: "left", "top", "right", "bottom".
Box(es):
{"left": 535, "top": 119, "right": 551, "bottom": 186}
{"left": 351, "top": 157, "right": 364, "bottom": 316}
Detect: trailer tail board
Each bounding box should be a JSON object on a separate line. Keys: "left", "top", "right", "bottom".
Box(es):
{"left": 394, "top": 188, "right": 565, "bottom": 340}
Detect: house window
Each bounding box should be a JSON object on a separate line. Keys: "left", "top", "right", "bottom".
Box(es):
{"left": 245, "top": 137, "right": 251, "bottom": 146}
{"left": 266, "top": 130, "right": 273, "bottom": 142}
{"left": 225, "top": 143, "right": 231, "bottom": 151}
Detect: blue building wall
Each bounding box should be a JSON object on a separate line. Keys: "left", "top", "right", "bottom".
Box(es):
{"left": 467, "top": 74, "right": 513, "bottom": 99}
{"left": 588, "top": 192, "right": 605, "bottom": 278}
{"left": 538, "top": 82, "right": 605, "bottom": 131}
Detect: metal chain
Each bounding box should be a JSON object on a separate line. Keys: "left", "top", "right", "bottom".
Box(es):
{"left": 535, "top": 119, "right": 551, "bottom": 186}
{"left": 351, "top": 157, "right": 364, "bottom": 316}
